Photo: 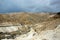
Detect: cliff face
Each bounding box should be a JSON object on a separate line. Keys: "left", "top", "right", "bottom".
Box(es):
{"left": 0, "top": 13, "right": 60, "bottom": 40}
{"left": 1, "top": 25, "right": 60, "bottom": 40}
{"left": 15, "top": 25, "right": 60, "bottom": 40}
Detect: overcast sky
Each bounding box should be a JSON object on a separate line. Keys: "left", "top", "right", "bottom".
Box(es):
{"left": 0, "top": 0, "right": 60, "bottom": 13}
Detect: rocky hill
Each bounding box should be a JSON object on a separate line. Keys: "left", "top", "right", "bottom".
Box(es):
{"left": 0, "top": 12, "right": 60, "bottom": 40}
{"left": 0, "top": 12, "right": 56, "bottom": 25}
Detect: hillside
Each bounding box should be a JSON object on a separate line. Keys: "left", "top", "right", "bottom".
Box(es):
{"left": 0, "top": 12, "right": 57, "bottom": 25}
{"left": 0, "top": 12, "right": 60, "bottom": 40}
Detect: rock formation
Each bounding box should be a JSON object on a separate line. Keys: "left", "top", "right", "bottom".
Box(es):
{"left": 0, "top": 13, "right": 60, "bottom": 40}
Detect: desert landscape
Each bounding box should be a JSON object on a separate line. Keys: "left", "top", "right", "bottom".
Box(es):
{"left": 0, "top": 12, "right": 60, "bottom": 40}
